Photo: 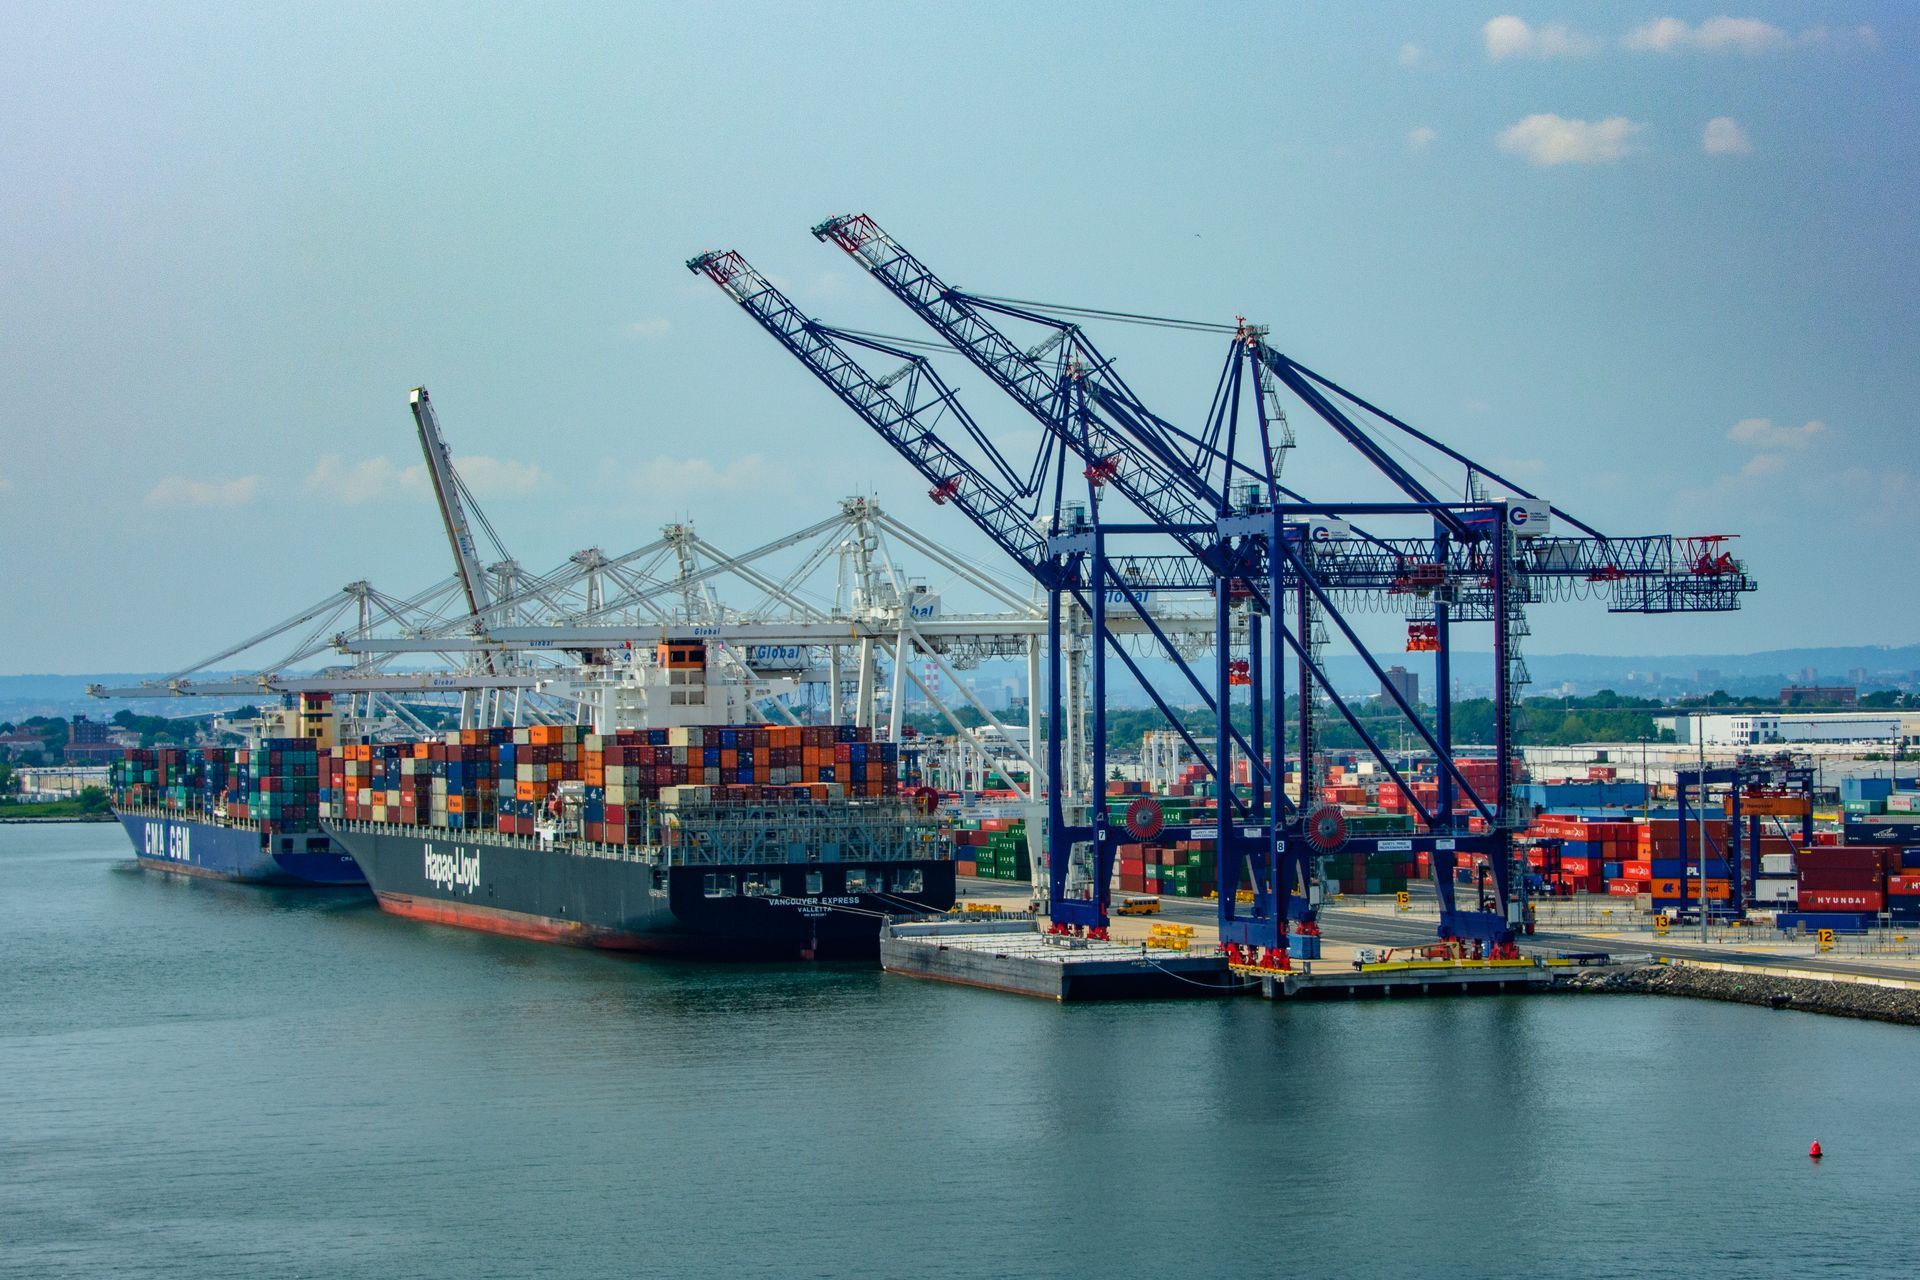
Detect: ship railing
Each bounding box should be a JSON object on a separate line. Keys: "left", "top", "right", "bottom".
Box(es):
{"left": 659, "top": 799, "right": 954, "bottom": 867}
{"left": 111, "top": 798, "right": 256, "bottom": 830}
{"left": 328, "top": 818, "right": 664, "bottom": 865}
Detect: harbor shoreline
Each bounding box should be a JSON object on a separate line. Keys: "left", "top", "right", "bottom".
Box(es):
{"left": 1561, "top": 963, "right": 1920, "bottom": 1028}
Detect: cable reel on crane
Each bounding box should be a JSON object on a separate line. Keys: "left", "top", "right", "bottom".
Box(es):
{"left": 1304, "top": 804, "right": 1348, "bottom": 854}
{"left": 1123, "top": 796, "right": 1164, "bottom": 841}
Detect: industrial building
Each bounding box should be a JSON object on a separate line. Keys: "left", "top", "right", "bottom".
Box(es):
{"left": 1379, "top": 665, "right": 1419, "bottom": 707}
{"left": 15, "top": 765, "right": 112, "bottom": 798}
{"left": 1657, "top": 711, "right": 1910, "bottom": 748}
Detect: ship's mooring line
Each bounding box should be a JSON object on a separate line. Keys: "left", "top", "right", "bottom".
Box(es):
{"left": 870, "top": 890, "right": 950, "bottom": 916}
{"left": 809, "top": 902, "right": 891, "bottom": 919}
{"left": 1142, "top": 958, "right": 1261, "bottom": 990}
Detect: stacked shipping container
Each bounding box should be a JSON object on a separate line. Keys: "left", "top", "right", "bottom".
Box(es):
{"left": 319, "top": 723, "right": 903, "bottom": 846}
{"left": 111, "top": 740, "right": 323, "bottom": 833}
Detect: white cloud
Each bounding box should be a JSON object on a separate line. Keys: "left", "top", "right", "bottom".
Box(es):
{"left": 144, "top": 474, "right": 261, "bottom": 509}
{"left": 1398, "top": 42, "right": 1425, "bottom": 67}
{"left": 1695, "top": 16, "right": 1792, "bottom": 53}
{"left": 627, "top": 318, "right": 672, "bottom": 339}
{"left": 1702, "top": 116, "right": 1753, "bottom": 156}
{"left": 1623, "top": 16, "right": 1691, "bottom": 51}
{"left": 305, "top": 455, "right": 408, "bottom": 505}
{"left": 1497, "top": 114, "right": 1644, "bottom": 165}
{"left": 305, "top": 453, "right": 548, "bottom": 505}
{"left": 451, "top": 455, "right": 547, "bottom": 498}
{"left": 1672, "top": 417, "right": 1910, "bottom": 540}
{"left": 625, "top": 452, "right": 788, "bottom": 499}
{"left": 1407, "top": 125, "right": 1437, "bottom": 151}
{"left": 1625, "top": 16, "right": 1790, "bottom": 54}
{"left": 1727, "top": 418, "right": 1825, "bottom": 481}
{"left": 1484, "top": 16, "right": 1598, "bottom": 60}
{"left": 1728, "top": 417, "right": 1824, "bottom": 450}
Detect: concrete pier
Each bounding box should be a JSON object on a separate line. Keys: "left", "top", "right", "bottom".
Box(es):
{"left": 883, "top": 914, "right": 1562, "bottom": 1003}
{"left": 880, "top": 916, "right": 1249, "bottom": 1001}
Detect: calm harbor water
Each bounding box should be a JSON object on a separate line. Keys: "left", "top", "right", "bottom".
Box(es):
{"left": 3, "top": 821, "right": 1915, "bottom": 1279}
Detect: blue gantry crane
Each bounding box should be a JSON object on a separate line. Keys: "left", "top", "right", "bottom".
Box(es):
{"left": 695, "top": 216, "right": 1756, "bottom": 964}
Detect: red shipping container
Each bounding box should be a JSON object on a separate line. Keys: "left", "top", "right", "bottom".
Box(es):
{"left": 1799, "top": 889, "right": 1884, "bottom": 912}
{"left": 1886, "top": 876, "right": 1920, "bottom": 897}
{"left": 1798, "top": 871, "right": 1883, "bottom": 891}
{"left": 1798, "top": 846, "right": 1884, "bottom": 869}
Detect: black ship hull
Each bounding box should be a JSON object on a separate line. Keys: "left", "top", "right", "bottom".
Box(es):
{"left": 323, "top": 821, "right": 955, "bottom": 958}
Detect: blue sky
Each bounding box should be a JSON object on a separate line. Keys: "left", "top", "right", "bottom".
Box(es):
{"left": 1, "top": 3, "right": 1912, "bottom": 673}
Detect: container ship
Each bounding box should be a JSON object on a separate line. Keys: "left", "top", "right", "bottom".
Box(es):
{"left": 320, "top": 642, "right": 955, "bottom": 957}
{"left": 109, "top": 708, "right": 365, "bottom": 886}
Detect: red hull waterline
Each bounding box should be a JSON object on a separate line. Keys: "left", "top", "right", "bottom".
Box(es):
{"left": 375, "top": 891, "right": 674, "bottom": 952}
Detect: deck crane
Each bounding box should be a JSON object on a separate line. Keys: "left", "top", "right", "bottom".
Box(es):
{"left": 410, "top": 386, "right": 515, "bottom": 728}
{"left": 812, "top": 214, "right": 1755, "bottom": 962}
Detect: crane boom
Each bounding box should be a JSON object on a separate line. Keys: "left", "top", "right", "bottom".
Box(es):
{"left": 813, "top": 214, "right": 1232, "bottom": 561}
{"left": 410, "top": 387, "right": 494, "bottom": 623}
{"left": 687, "top": 250, "right": 1070, "bottom": 584}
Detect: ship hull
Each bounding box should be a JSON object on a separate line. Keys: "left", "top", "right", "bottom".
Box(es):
{"left": 326, "top": 822, "right": 956, "bottom": 958}
{"left": 117, "top": 810, "right": 366, "bottom": 886}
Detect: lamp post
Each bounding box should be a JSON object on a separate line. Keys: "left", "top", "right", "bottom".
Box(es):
{"left": 1638, "top": 736, "right": 1650, "bottom": 822}
{"left": 1697, "top": 712, "right": 1709, "bottom": 943}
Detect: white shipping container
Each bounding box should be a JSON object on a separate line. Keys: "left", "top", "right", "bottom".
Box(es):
{"left": 1753, "top": 878, "right": 1797, "bottom": 903}
{"left": 1760, "top": 853, "right": 1796, "bottom": 876}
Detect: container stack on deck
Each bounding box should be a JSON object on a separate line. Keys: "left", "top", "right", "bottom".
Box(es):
{"left": 326, "top": 731, "right": 511, "bottom": 831}
{"left": 111, "top": 740, "right": 323, "bottom": 833}
{"left": 318, "top": 722, "right": 903, "bottom": 845}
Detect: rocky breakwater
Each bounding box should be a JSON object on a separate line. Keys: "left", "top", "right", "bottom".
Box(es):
{"left": 1561, "top": 963, "right": 1920, "bottom": 1028}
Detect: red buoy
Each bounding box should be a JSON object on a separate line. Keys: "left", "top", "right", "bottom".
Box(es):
{"left": 1809, "top": 1141, "right": 1823, "bottom": 1159}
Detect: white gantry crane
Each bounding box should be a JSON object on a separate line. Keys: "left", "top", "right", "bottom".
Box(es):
{"left": 93, "top": 389, "right": 1234, "bottom": 823}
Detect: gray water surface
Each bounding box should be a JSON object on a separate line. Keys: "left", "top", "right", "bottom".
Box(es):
{"left": 3, "top": 822, "right": 1912, "bottom": 1279}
